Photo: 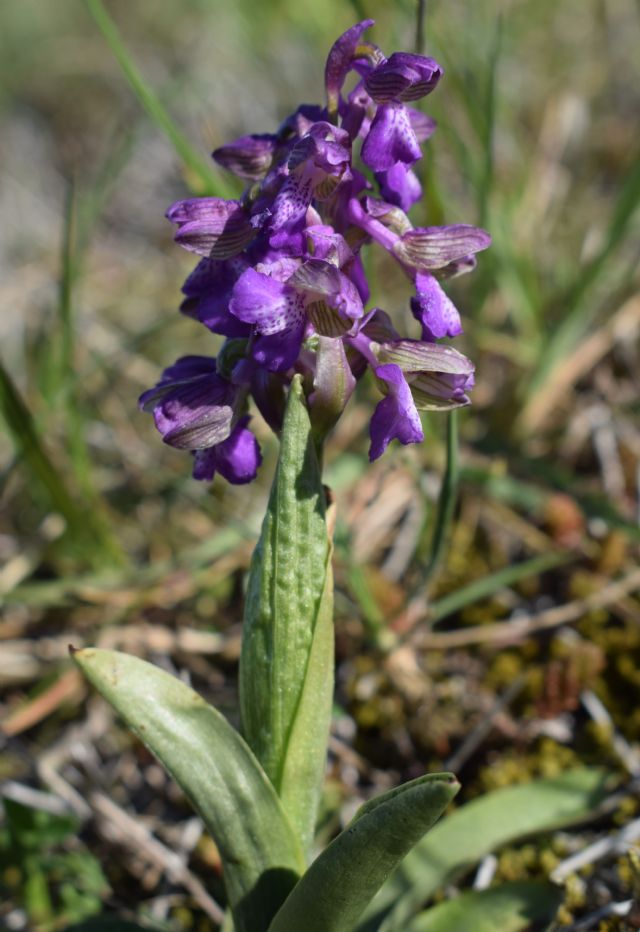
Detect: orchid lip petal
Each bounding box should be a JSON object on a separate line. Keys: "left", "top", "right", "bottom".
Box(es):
{"left": 369, "top": 362, "right": 424, "bottom": 461}
{"left": 361, "top": 102, "right": 421, "bottom": 171}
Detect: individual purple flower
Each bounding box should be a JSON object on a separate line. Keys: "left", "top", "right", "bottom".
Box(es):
{"left": 229, "top": 264, "right": 307, "bottom": 372}
{"left": 139, "top": 356, "right": 261, "bottom": 483}
{"left": 364, "top": 52, "right": 442, "bottom": 104}
{"left": 374, "top": 339, "right": 475, "bottom": 410}
{"left": 359, "top": 54, "right": 441, "bottom": 173}
{"left": 268, "top": 123, "right": 352, "bottom": 248}
{"left": 369, "top": 363, "right": 424, "bottom": 461}
{"left": 229, "top": 250, "right": 365, "bottom": 371}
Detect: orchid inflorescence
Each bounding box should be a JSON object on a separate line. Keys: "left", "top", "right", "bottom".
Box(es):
{"left": 140, "top": 20, "right": 490, "bottom": 484}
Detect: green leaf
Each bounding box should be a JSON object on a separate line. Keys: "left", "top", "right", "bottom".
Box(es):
{"left": 268, "top": 773, "right": 459, "bottom": 932}
{"left": 72, "top": 648, "right": 304, "bottom": 932}
{"left": 361, "top": 768, "right": 610, "bottom": 931}
{"left": 407, "top": 881, "right": 563, "bottom": 932}
{"left": 240, "top": 375, "right": 333, "bottom": 855}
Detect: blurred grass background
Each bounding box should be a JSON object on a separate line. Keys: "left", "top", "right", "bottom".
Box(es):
{"left": 1, "top": 0, "right": 640, "bottom": 928}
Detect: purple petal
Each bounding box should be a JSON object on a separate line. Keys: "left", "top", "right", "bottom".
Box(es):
{"left": 229, "top": 268, "right": 305, "bottom": 336}
{"left": 348, "top": 253, "right": 370, "bottom": 304}
{"left": 394, "top": 224, "right": 492, "bottom": 270}
{"left": 365, "top": 53, "right": 442, "bottom": 103}
{"left": 251, "top": 318, "right": 306, "bottom": 372}
{"left": 411, "top": 273, "right": 463, "bottom": 340}
{"left": 166, "top": 198, "right": 253, "bottom": 258}
{"left": 325, "top": 20, "right": 377, "bottom": 107}
{"left": 212, "top": 134, "right": 278, "bottom": 180}
{"left": 192, "top": 417, "right": 262, "bottom": 484}
{"left": 376, "top": 162, "right": 422, "bottom": 212}
{"left": 361, "top": 102, "right": 421, "bottom": 172}
{"left": 369, "top": 363, "right": 424, "bottom": 461}
{"left": 339, "top": 79, "right": 374, "bottom": 141}
{"left": 376, "top": 339, "right": 474, "bottom": 376}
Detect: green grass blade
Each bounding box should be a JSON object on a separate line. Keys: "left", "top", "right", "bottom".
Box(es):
{"left": 523, "top": 156, "right": 640, "bottom": 414}
{"left": 0, "top": 361, "right": 123, "bottom": 568}
{"left": 477, "top": 15, "right": 502, "bottom": 228}
{"left": 429, "top": 550, "right": 577, "bottom": 624}
{"left": 423, "top": 409, "right": 459, "bottom": 586}
{"left": 85, "top": 0, "right": 234, "bottom": 196}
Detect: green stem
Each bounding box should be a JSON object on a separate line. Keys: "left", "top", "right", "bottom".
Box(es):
{"left": 424, "top": 409, "right": 459, "bottom": 586}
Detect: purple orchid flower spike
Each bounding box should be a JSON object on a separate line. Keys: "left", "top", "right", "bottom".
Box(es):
{"left": 139, "top": 356, "right": 261, "bottom": 483}
{"left": 146, "top": 22, "right": 490, "bottom": 481}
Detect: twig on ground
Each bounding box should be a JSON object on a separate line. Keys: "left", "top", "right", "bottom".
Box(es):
{"left": 91, "top": 791, "right": 225, "bottom": 924}
{"left": 415, "top": 566, "right": 640, "bottom": 650}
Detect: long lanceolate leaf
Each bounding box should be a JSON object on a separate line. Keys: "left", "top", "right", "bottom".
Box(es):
{"left": 72, "top": 649, "right": 305, "bottom": 932}
{"left": 269, "top": 773, "right": 459, "bottom": 932}
{"left": 360, "top": 768, "right": 610, "bottom": 932}
{"left": 240, "top": 376, "right": 334, "bottom": 855}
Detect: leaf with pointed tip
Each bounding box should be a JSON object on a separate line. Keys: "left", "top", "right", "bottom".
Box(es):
{"left": 268, "top": 773, "right": 459, "bottom": 932}
{"left": 407, "top": 881, "right": 563, "bottom": 932}
{"left": 360, "top": 768, "right": 611, "bottom": 932}
{"left": 240, "top": 375, "right": 333, "bottom": 856}
{"left": 72, "top": 649, "right": 304, "bottom": 932}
